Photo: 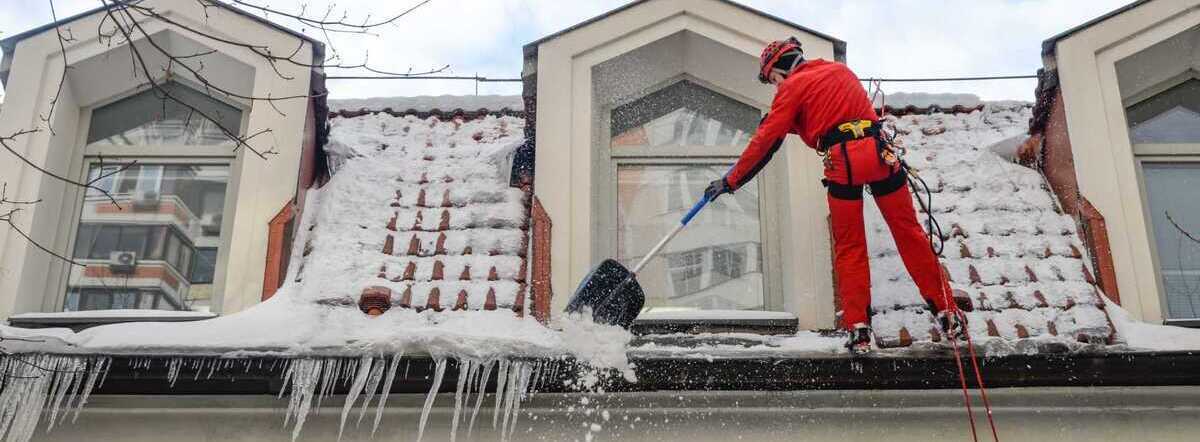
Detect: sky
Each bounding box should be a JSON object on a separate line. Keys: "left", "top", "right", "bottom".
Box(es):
{"left": 0, "top": 0, "right": 1134, "bottom": 102}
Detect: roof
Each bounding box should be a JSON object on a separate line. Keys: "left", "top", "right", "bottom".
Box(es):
{"left": 0, "top": 1, "right": 324, "bottom": 56}
{"left": 866, "top": 104, "right": 1117, "bottom": 348}
{"left": 1041, "top": 0, "right": 1154, "bottom": 56}
{"left": 322, "top": 111, "right": 531, "bottom": 314}
{"left": 522, "top": 0, "right": 847, "bottom": 62}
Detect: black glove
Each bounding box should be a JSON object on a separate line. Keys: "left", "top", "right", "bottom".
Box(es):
{"left": 704, "top": 177, "right": 732, "bottom": 200}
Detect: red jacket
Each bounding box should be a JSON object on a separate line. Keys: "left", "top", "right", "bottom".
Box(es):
{"left": 726, "top": 59, "right": 878, "bottom": 189}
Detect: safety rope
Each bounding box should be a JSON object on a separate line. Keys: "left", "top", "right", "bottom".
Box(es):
{"left": 871, "top": 80, "right": 999, "bottom": 442}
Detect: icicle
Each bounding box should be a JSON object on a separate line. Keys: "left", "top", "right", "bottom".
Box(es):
{"left": 45, "top": 357, "right": 80, "bottom": 431}
{"left": 491, "top": 360, "right": 510, "bottom": 429}
{"left": 0, "top": 355, "right": 108, "bottom": 442}
{"left": 467, "top": 360, "right": 494, "bottom": 438}
{"left": 71, "top": 357, "right": 108, "bottom": 423}
{"left": 506, "top": 362, "right": 533, "bottom": 440}
{"left": 337, "top": 356, "right": 373, "bottom": 441}
{"left": 415, "top": 358, "right": 447, "bottom": 442}
{"left": 355, "top": 354, "right": 386, "bottom": 425}
{"left": 499, "top": 361, "right": 522, "bottom": 441}
{"left": 371, "top": 352, "right": 404, "bottom": 436}
{"left": 166, "top": 357, "right": 183, "bottom": 388}
{"left": 449, "top": 359, "right": 473, "bottom": 442}
{"left": 283, "top": 358, "right": 324, "bottom": 441}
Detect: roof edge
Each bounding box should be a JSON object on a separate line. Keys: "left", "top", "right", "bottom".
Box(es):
{"left": 523, "top": 0, "right": 844, "bottom": 54}
{"left": 0, "top": 1, "right": 324, "bottom": 57}
{"left": 1041, "top": 0, "right": 1155, "bottom": 57}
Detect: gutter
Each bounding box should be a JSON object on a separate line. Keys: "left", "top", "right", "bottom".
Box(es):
{"left": 71, "top": 350, "right": 1200, "bottom": 396}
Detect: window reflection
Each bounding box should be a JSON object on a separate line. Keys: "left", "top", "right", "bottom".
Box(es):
{"left": 1143, "top": 163, "right": 1200, "bottom": 319}
{"left": 86, "top": 81, "right": 242, "bottom": 147}
{"left": 611, "top": 80, "right": 758, "bottom": 150}
{"left": 616, "top": 164, "right": 764, "bottom": 310}
{"left": 1127, "top": 79, "right": 1200, "bottom": 144}
{"left": 65, "top": 164, "right": 228, "bottom": 311}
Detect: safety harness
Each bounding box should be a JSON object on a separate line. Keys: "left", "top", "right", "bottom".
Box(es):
{"left": 817, "top": 119, "right": 906, "bottom": 200}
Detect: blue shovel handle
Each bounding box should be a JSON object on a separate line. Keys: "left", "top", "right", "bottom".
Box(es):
{"left": 680, "top": 194, "right": 710, "bottom": 226}
{"left": 681, "top": 167, "right": 735, "bottom": 226}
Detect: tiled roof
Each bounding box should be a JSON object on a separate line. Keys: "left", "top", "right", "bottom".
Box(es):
{"left": 867, "top": 104, "right": 1116, "bottom": 348}
{"left": 326, "top": 112, "right": 530, "bottom": 313}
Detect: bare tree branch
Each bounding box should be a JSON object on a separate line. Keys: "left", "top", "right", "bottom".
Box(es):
{"left": 1166, "top": 211, "right": 1200, "bottom": 245}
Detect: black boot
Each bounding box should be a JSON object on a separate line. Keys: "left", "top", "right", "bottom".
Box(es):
{"left": 844, "top": 323, "right": 872, "bottom": 355}
{"left": 926, "top": 300, "right": 968, "bottom": 341}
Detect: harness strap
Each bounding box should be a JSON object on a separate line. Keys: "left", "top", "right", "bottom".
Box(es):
{"left": 823, "top": 178, "right": 862, "bottom": 200}
{"left": 869, "top": 166, "right": 907, "bottom": 196}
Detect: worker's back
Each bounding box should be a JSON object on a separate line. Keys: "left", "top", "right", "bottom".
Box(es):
{"left": 781, "top": 59, "right": 878, "bottom": 148}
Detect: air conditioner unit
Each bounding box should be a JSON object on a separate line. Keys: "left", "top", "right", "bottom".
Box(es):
{"left": 199, "top": 213, "right": 222, "bottom": 236}
{"left": 132, "top": 189, "right": 161, "bottom": 209}
{"left": 108, "top": 250, "right": 138, "bottom": 274}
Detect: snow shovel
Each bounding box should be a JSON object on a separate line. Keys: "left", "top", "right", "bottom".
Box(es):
{"left": 564, "top": 191, "right": 715, "bottom": 329}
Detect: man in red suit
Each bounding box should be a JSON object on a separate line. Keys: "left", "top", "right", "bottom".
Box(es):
{"left": 703, "top": 38, "right": 967, "bottom": 355}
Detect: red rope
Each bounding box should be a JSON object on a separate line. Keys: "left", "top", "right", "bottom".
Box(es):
{"left": 944, "top": 326, "right": 980, "bottom": 442}
{"left": 935, "top": 265, "right": 980, "bottom": 442}
{"left": 963, "top": 326, "right": 1001, "bottom": 441}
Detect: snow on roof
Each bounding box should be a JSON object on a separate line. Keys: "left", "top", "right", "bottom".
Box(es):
{"left": 866, "top": 103, "right": 1116, "bottom": 348}
{"left": 328, "top": 95, "right": 524, "bottom": 114}
{"left": 0, "top": 112, "right": 632, "bottom": 368}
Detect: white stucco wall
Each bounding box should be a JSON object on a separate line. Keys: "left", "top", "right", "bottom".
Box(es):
{"left": 530, "top": 0, "right": 839, "bottom": 329}
{"left": 1050, "top": 0, "right": 1200, "bottom": 322}
{"left": 34, "top": 387, "right": 1200, "bottom": 442}
{"left": 0, "top": 0, "right": 315, "bottom": 318}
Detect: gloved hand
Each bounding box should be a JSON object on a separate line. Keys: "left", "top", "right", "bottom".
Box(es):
{"left": 704, "top": 177, "right": 732, "bottom": 200}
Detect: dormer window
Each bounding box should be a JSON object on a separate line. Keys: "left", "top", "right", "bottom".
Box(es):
{"left": 603, "top": 79, "right": 778, "bottom": 312}
{"left": 63, "top": 81, "right": 240, "bottom": 313}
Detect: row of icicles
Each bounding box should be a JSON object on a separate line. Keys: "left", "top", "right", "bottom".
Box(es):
{"left": 0, "top": 354, "right": 565, "bottom": 442}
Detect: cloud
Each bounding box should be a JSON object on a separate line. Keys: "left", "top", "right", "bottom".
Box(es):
{"left": 0, "top": 0, "right": 1135, "bottom": 101}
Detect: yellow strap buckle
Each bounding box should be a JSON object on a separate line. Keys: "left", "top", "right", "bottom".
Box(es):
{"left": 838, "top": 120, "right": 872, "bottom": 138}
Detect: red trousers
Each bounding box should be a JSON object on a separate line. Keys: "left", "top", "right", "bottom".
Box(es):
{"left": 825, "top": 138, "right": 954, "bottom": 329}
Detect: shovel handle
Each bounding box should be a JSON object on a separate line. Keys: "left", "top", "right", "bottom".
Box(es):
{"left": 680, "top": 193, "right": 711, "bottom": 226}
{"left": 630, "top": 169, "right": 728, "bottom": 275}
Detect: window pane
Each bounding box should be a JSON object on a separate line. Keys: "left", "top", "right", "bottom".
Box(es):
{"left": 616, "top": 164, "right": 764, "bottom": 310}
{"left": 1143, "top": 163, "right": 1200, "bottom": 319}
{"left": 1127, "top": 79, "right": 1200, "bottom": 144}
{"left": 191, "top": 248, "right": 218, "bottom": 284}
{"left": 86, "top": 81, "right": 242, "bottom": 147}
{"left": 611, "top": 80, "right": 759, "bottom": 150}
{"left": 66, "top": 163, "right": 229, "bottom": 312}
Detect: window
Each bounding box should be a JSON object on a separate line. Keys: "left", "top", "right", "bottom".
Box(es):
{"left": 65, "top": 288, "right": 181, "bottom": 312}
{"left": 1141, "top": 164, "right": 1200, "bottom": 320}
{"left": 610, "top": 80, "right": 758, "bottom": 151}
{"left": 608, "top": 80, "right": 772, "bottom": 311}
{"left": 86, "top": 81, "right": 242, "bottom": 147}
{"left": 1127, "top": 79, "right": 1200, "bottom": 145}
{"left": 1128, "top": 79, "right": 1200, "bottom": 320}
{"left": 64, "top": 81, "right": 238, "bottom": 312}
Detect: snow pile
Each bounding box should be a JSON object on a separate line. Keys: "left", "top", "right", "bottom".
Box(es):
{"left": 864, "top": 103, "right": 1115, "bottom": 347}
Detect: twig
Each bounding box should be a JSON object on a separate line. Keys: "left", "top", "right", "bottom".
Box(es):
{"left": 1166, "top": 211, "right": 1200, "bottom": 244}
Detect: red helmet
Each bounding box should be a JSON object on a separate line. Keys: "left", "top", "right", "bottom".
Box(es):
{"left": 759, "top": 37, "right": 804, "bottom": 84}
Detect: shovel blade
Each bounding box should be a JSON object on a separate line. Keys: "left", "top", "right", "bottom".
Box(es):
{"left": 564, "top": 259, "right": 645, "bottom": 329}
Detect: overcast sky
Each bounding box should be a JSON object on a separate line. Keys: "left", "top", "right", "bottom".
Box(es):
{"left": 1, "top": 0, "right": 1133, "bottom": 102}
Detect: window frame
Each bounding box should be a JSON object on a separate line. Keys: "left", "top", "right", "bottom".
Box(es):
{"left": 594, "top": 75, "right": 784, "bottom": 312}
{"left": 1134, "top": 155, "right": 1200, "bottom": 323}
{"left": 46, "top": 79, "right": 245, "bottom": 313}
{"left": 1128, "top": 74, "right": 1200, "bottom": 322}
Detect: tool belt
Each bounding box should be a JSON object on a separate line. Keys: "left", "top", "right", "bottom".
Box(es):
{"left": 819, "top": 119, "right": 881, "bottom": 149}
{"left": 819, "top": 119, "right": 905, "bottom": 199}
